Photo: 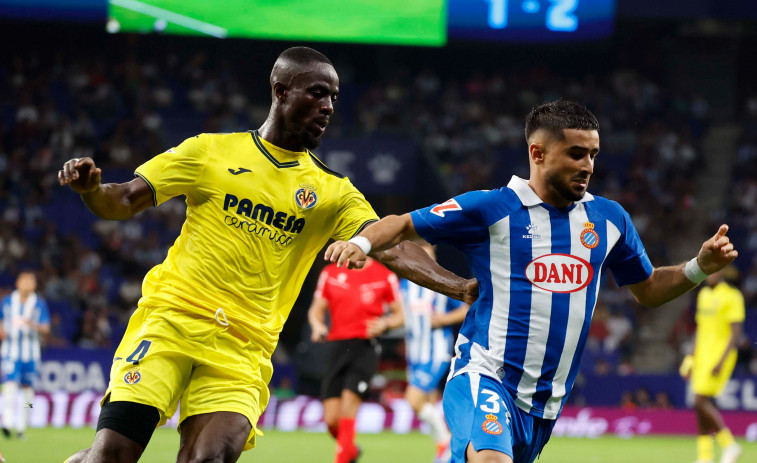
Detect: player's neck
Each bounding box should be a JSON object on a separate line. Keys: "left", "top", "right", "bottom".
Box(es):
{"left": 528, "top": 177, "right": 573, "bottom": 209}
{"left": 257, "top": 121, "right": 306, "bottom": 153}
{"left": 18, "top": 291, "right": 32, "bottom": 301}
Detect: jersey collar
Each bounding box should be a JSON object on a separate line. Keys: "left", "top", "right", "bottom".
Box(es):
{"left": 507, "top": 175, "right": 594, "bottom": 207}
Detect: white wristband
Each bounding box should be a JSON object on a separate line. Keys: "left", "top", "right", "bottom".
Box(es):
{"left": 684, "top": 257, "right": 708, "bottom": 284}
{"left": 348, "top": 236, "right": 372, "bottom": 255}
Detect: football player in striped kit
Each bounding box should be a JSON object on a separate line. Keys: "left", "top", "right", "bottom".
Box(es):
{"left": 0, "top": 271, "right": 50, "bottom": 439}
{"left": 400, "top": 242, "right": 469, "bottom": 463}
{"left": 326, "top": 100, "right": 738, "bottom": 463}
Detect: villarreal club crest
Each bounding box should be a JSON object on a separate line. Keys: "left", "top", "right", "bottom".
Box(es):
{"left": 295, "top": 184, "right": 318, "bottom": 209}
{"left": 124, "top": 369, "right": 141, "bottom": 385}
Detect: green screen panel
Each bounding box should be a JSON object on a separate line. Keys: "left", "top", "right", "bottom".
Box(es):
{"left": 108, "top": 0, "right": 447, "bottom": 46}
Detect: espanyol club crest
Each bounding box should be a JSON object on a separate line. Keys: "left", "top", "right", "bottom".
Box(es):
{"left": 295, "top": 186, "right": 318, "bottom": 209}
{"left": 482, "top": 414, "right": 503, "bottom": 435}
{"left": 580, "top": 221, "right": 600, "bottom": 249}
{"left": 124, "top": 369, "right": 141, "bottom": 385}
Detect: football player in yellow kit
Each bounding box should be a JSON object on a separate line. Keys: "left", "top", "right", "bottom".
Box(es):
{"left": 680, "top": 267, "right": 744, "bottom": 463}
{"left": 58, "top": 47, "right": 476, "bottom": 463}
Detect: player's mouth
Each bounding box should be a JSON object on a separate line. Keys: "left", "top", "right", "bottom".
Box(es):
{"left": 312, "top": 118, "right": 329, "bottom": 135}
{"left": 572, "top": 177, "right": 589, "bottom": 189}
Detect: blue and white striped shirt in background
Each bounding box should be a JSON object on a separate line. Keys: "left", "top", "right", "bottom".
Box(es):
{"left": 411, "top": 176, "right": 653, "bottom": 420}
{"left": 400, "top": 279, "right": 464, "bottom": 368}
{"left": 1, "top": 290, "right": 50, "bottom": 365}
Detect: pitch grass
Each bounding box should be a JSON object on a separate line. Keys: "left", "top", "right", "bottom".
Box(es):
{"left": 1, "top": 427, "right": 754, "bottom": 462}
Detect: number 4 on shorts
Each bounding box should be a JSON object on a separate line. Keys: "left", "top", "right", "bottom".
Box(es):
{"left": 125, "top": 340, "right": 152, "bottom": 365}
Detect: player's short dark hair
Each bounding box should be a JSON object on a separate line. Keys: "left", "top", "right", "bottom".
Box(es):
{"left": 525, "top": 100, "right": 599, "bottom": 141}
{"left": 277, "top": 46, "right": 333, "bottom": 68}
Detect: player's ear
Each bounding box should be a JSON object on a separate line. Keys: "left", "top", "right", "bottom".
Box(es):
{"left": 529, "top": 142, "right": 546, "bottom": 164}
{"left": 273, "top": 81, "right": 288, "bottom": 102}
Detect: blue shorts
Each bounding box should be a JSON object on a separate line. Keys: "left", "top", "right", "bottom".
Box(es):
{"left": 443, "top": 373, "right": 555, "bottom": 463}
{"left": 407, "top": 359, "right": 450, "bottom": 393}
{"left": 2, "top": 359, "right": 37, "bottom": 387}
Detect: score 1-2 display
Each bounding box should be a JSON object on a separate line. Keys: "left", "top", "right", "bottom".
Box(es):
{"left": 448, "top": 0, "right": 615, "bottom": 41}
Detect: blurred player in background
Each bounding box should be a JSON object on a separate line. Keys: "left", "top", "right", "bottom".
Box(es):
{"left": 57, "top": 47, "right": 476, "bottom": 463}
{"left": 308, "top": 256, "right": 404, "bottom": 463}
{"left": 325, "top": 100, "right": 739, "bottom": 463}
{"left": 680, "top": 266, "right": 744, "bottom": 463}
{"left": 0, "top": 271, "right": 50, "bottom": 440}
{"left": 400, "top": 242, "right": 469, "bottom": 463}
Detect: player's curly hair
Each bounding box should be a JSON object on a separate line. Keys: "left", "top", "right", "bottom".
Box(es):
{"left": 525, "top": 100, "right": 599, "bottom": 141}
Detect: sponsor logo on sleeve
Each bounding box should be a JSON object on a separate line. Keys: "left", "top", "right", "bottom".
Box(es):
{"left": 525, "top": 253, "right": 594, "bottom": 293}
{"left": 430, "top": 199, "right": 462, "bottom": 217}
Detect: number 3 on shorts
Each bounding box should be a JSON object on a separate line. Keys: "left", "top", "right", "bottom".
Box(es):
{"left": 480, "top": 389, "right": 506, "bottom": 413}
{"left": 125, "top": 340, "right": 152, "bottom": 365}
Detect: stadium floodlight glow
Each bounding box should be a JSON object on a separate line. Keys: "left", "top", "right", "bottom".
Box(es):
{"left": 108, "top": 0, "right": 447, "bottom": 46}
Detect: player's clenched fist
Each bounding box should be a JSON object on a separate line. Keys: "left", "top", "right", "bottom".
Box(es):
{"left": 57, "top": 157, "right": 102, "bottom": 194}
{"left": 324, "top": 241, "right": 367, "bottom": 269}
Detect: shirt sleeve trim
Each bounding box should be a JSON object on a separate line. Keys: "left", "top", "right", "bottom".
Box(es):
{"left": 350, "top": 219, "right": 378, "bottom": 239}
{"left": 134, "top": 172, "right": 158, "bottom": 207}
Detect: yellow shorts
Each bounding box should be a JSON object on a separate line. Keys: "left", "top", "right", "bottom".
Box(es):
{"left": 103, "top": 306, "right": 271, "bottom": 450}
{"left": 691, "top": 350, "right": 737, "bottom": 397}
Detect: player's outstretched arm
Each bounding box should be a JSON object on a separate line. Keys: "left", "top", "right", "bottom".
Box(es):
{"left": 325, "top": 214, "right": 479, "bottom": 304}
{"left": 325, "top": 214, "right": 417, "bottom": 269}
{"left": 628, "top": 224, "right": 738, "bottom": 308}
{"left": 58, "top": 157, "right": 153, "bottom": 220}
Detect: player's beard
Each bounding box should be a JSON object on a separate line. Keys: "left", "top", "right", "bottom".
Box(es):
{"left": 546, "top": 170, "right": 587, "bottom": 203}
{"left": 301, "top": 130, "right": 322, "bottom": 150}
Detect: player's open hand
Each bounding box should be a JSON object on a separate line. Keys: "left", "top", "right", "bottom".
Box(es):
{"left": 324, "top": 241, "right": 367, "bottom": 269}
{"left": 58, "top": 157, "right": 102, "bottom": 194}
{"left": 697, "top": 224, "right": 738, "bottom": 274}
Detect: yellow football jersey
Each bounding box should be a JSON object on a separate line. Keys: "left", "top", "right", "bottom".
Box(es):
{"left": 134, "top": 131, "right": 378, "bottom": 356}
{"left": 694, "top": 281, "right": 745, "bottom": 365}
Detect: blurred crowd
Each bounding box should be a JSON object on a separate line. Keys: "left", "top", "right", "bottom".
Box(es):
{"left": 0, "top": 36, "right": 752, "bottom": 381}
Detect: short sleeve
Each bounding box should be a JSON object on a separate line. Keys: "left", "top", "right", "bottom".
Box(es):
{"left": 726, "top": 288, "right": 746, "bottom": 323}
{"left": 0, "top": 297, "right": 7, "bottom": 320}
{"left": 410, "top": 190, "right": 491, "bottom": 246}
{"left": 331, "top": 179, "right": 379, "bottom": 241}
{"left": 606, "top": 207, "right": 654, "bottom": 287}
{"left": 135, "top": 134, "right": 210, "bottom": 206}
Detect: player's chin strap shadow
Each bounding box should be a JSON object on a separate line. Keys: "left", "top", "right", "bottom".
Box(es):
{"left": 215, "top": 308, "right": 230, "bottom": 326}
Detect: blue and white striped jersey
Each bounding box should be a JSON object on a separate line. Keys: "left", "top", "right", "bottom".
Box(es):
{"left": 0, "top": 291, "right": 50, "bottom": 363}
{"left": 411, "top": 176, "right": 653, "bottom": 420}
{"left": 400, "top": 279, "right": 464, "bottom": 367}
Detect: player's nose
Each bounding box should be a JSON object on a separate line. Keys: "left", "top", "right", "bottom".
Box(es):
{"left": 320, "top": 98, "right": 334, "bottom": 115}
